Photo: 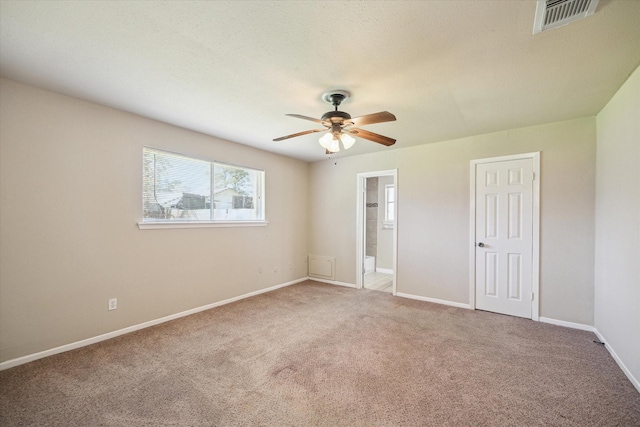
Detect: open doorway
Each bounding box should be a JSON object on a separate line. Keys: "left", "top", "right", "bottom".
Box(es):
{"left": 356, "top": 170, "right": 397, "bottom": 294}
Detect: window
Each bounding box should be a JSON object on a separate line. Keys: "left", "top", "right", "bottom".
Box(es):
{"left": 384, "top": 184, "right": 395, "bottom": 228}
{"left": 142, "top": 147, "right": 264, "bottom": 225}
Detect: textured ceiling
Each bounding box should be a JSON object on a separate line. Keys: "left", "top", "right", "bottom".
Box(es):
{"left": 1, "top": 1, "right": 639, "bottom": 162}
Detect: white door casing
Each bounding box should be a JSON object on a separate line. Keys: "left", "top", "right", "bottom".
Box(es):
{"left": 356, "top": 169, "right": 398, "bottom": 294}
{"left": 470, "top": 153, "right": 540, "bottom": 320}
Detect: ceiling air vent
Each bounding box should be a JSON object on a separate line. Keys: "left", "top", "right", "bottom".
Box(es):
{"left": 533, "top": 0, "right": 599, "bottom": 34}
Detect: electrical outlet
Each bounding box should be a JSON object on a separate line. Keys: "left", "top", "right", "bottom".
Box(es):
{"left": 273, "top": 267, "right": 278, "bottom": 273}
{"left": 108, "top": 298, "right": 117, "bottom": 311}
{"left": 258, "top": 266, "right": 262, "bottom": 273}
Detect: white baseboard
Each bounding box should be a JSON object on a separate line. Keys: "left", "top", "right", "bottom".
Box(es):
{"left": 0, "top": 277, "right": 308, "bottom": 371}
{"left": 592, "top": 328, "right": 640, "bottom": 393}
{"left": 538, "top": 317, "right": 595, "bottom": 332}
{"left": 538, "top": 317, "right": 639, "bottom": 394}
{"left": 375, "top": 268, "right": 393, "bottom": 274}
{"left": 5, "top": 279, "right": 637, "bottom": 396}
{"left": 395, "top": 292, "right": 471, "bottom": 309}
{"left": 307, "top": 277, "right": 357, "bottom": 288}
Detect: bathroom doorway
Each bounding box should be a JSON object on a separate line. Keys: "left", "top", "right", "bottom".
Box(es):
{"left": 356, "top": 170, "right": 397, "bottom": 294}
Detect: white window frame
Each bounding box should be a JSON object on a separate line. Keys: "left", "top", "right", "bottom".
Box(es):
{"left": 138, "top": 147, "right": 267, "bottom": 229}
{"left": 383, "top": 184, "right": 395, "bottom": 229}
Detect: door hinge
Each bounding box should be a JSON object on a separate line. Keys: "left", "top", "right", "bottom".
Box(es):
{"left": 532, "top": 172, "right": 536, "bottom": 181}
{"left": 531, "top": 292, "right": 535, "bottom": 301}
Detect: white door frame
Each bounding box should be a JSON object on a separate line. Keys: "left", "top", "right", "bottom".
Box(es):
{"left": 469, "top": 153, "right": 540, "bottom": 320}
{"left": 356, "top": 169, "right": 398, "bottom": 294}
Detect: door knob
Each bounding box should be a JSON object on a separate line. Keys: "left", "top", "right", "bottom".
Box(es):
{"left": 477, "top": 242, "right": 485, "bottom": 247}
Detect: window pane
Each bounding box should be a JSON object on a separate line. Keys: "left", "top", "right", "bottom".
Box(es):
{"left": 143, "top": 148, "right": 264, "bottom": 222}
{"left": 385, "top": 185, "right": 395, "bottom": 222}
{"left": 143, "top": 148, "right": 211, "bottom": 220}
{"left": 213, "top": 164, "right": 261, "bottom": 221}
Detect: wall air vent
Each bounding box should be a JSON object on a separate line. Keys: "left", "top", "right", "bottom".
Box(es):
{"left": 533, "top": 0, "right": 599, "bottom": 34}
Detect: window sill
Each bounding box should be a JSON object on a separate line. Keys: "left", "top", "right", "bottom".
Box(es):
{"left": 138, "top": 220, "right": 268, "bottom": 230}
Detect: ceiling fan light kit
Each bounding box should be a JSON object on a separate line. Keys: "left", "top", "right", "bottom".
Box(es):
{"left": 318, "top": 132, "right": 355, "bottom": 153}
{"left": 273, "top": 90, "right": 396, "bottom": 154}
{"left": 340, "top": 133, "right": 356, "bottom": 149}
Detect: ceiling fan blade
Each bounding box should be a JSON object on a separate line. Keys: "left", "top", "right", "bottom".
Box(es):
{"left": 273, "top": 129, "right": 325, "bottom": 142}
{"left": 348, "top": 128, "right": 396, "bottom": 146}
{"left": 286, "top": 114, "right": 324, "bottom": 124}
{"left": 348, "top": 111, "right": 396, "bottom": 127}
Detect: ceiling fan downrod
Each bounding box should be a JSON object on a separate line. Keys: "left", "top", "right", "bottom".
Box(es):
{"left": 329, "top": 93, "right": 345, "bottom": 110}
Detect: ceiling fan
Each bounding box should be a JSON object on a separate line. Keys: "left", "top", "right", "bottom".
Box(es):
{"left": 273, "top": 90, "right": 396, "bottom": 154}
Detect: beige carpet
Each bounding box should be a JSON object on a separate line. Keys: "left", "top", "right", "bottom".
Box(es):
{"left": 1, "top": 280, "right": 638, "bottom": 426}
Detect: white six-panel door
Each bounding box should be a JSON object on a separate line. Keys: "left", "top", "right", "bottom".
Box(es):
{"left": 475, "top": 158, "right": 534, "bottom": 319}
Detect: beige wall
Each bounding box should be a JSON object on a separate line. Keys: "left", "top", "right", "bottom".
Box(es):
{"left": 0, "top": 78, "right": 309, "bottom": 363}
{"left": 594, "top": 66, "right": 640, "bottom": 386}
{"left": 0, "top": 76, "right": 604, "bottom": 365}
{"left": 309, "top": 117, "right": 596, "bottom": 324}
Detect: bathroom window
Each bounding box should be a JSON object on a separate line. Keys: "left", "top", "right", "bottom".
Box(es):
{"left": 384, "top": 184, "right": 395, "bottom": 228}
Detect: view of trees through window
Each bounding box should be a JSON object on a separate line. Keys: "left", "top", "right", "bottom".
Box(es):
{"left": 143, "top": 147, "right": 264, "bottom": 221}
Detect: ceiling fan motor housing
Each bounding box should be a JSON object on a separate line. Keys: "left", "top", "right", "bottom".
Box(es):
{"left": 321, "top": 110, "right": 351, "bottom": 122}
